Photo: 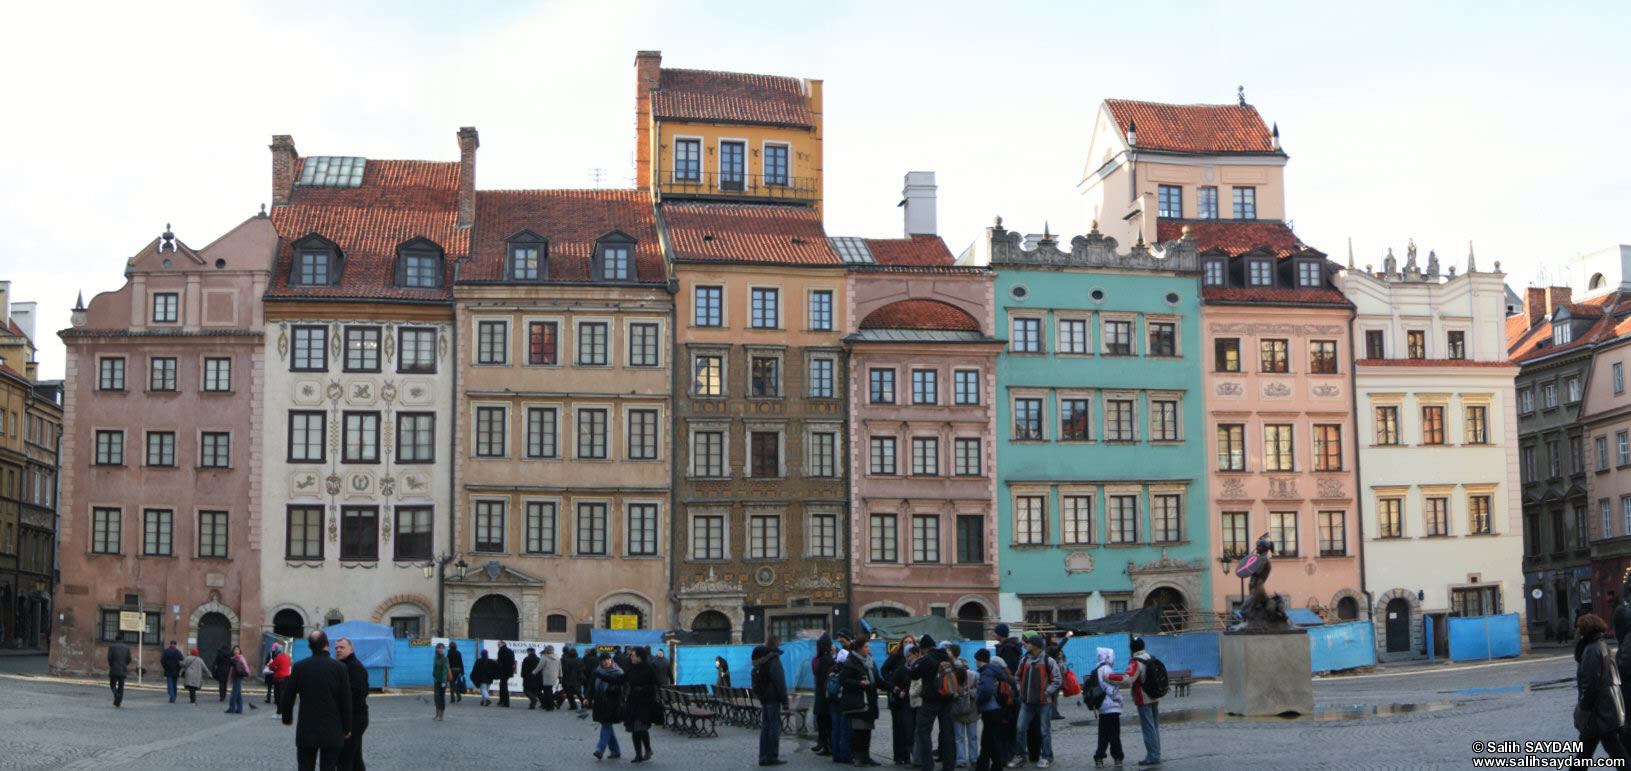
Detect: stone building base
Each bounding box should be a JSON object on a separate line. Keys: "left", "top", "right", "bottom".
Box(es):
{"left": 1221, "top": 631, "right": 1314, "bottom": 716}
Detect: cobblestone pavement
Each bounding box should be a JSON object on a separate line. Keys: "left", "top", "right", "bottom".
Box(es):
{"left": 0, "top": 653, "right": 1606, "bottom": 770}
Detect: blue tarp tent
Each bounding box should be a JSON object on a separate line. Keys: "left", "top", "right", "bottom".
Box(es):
{"left": 591, "top": 629, "right": 670, "bottom": 648}
{"left": 323, "top": 621, "right": 396, "bottom": 668}
{"left": 1287, "top": 609, "right": 1326, "bottom": 627}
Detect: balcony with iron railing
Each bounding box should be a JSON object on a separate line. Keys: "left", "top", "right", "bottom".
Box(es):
{"left": 657, "top": 171, "right": 819, "bottom": 202}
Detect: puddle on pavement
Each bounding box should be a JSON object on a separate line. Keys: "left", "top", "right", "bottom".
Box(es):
{"left": 1161, "top": 703, "right": 1460, "bottom": 724}
{"left": 1445, "top": 677, "right": 1572, "bottom": 695}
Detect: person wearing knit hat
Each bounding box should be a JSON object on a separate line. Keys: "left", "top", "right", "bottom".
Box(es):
{"left": 994, "top": 623, "right": 1010, "bottom": 640}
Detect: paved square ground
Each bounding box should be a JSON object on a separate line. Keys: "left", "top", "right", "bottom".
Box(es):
{"left": 0, "top": 653, "right": 1602, "bottom": 770}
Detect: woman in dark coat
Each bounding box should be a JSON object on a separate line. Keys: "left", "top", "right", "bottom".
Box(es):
{"left": 1575, "top": 613, "right": 1628, "bottom": 761}
{"left": 470, "top": 649, "right": 499, "bottom": 707}
{"left": 446, "top": 642, "right": 466, "bottom": 704}
{"left": 880, "top": 636, "right": 917, "bottom": 765}
{"left": 591, "top": 653, "right": 626, "bottom": 760}
{"left": 840, "top": 636, "right": 882, "bottom": 766}
{"left": 560, "top": 646, "right": 586, "bottom": 712}
{"left": 212, "top": 644, "right": 233, "bottom": 702}
{"left": 622, "top": 647, "right": 661, "bottom": 763}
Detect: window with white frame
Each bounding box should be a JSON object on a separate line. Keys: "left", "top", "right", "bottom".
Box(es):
{"left": 474, "top": 500, "right": 505, "bottom": 552}
{"left": 1198, "top": 186, "right": 1219, "bottom": 219}
{"left": 576, "top": 502, "right": 608, "bottom": 555}
{"left": 912, "top": 515, "right": 940, "bottom": 563}
{"left": 870, "top": 436, "right": 897, "bottom": 475}
{"left": 475, "top": 406, "right": 506, "bottom": 458}
{"left": 1014, "top": 496, "right": 1046, "bottom": 545}
{"left": 577, "top": 322, "right": 609, "bottom": 366}
{"left": 1148, "top": 322, "right": 1176, "bottom": 357}
{"left": 870, "top": 514, "right": 898, "bottom": 562}
{"left": 525, "top": 501, "right": 557, "bottom": 554}
{"left": 628, "top": 409, "right": 659, "bottom": 461}
{"left": 1620, "top": 430, "right": 1629, "bottom": 466}
{"left": 1599, "top": 436, "right": 1611, "bottom": 471}
{"left": 954, "top": 438, "right": 981, "bottom": 476}
{"left": 1108, "top": 495, "right": 1138, "bottom": 544}
{"left": 911, "top": 437, "right": 939, "bottom": 476}
{"left": 526, "top": 407, "right": 557, "bottom": 459}
{"left": 1297, "top": 261, "right": 1322, "bottom": 287}
{"left": 203, "top": 358, "right": 231, "bottom": 392}
{"left": 1248, "top": 261, "right": 1272, "bottom": 286}
{"left": 1604, "top": 499, "right": 1614, "bottom": 540}
{"left": 1058, "top": 319, "right": 1088, "bottom": 354}
{"left": 1617, "top": 363, "right": 1626, "bottom": 394}
{"left": 577, "top": 408, "right": 608, "bottom": 459}
{"left": 627, "top": 503, "right": 658, "bottom": 556}
{"left": 1062, "top": 495, "right": 1092, "bottom": 544}
{"left": 748, "top": 513, "right": 781, "bottom": 559}
{"left": 476, "top": 321, "right": 508, "bottom": 365}
{"left": 1203, "top": 260, "right": 1224, "bottom": 287}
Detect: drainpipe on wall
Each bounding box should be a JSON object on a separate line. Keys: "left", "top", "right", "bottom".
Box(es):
{"left": 1346, "top": 303, "right": 1374, "bottom": 624}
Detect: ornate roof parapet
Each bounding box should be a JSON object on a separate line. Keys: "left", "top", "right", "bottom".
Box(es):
{"left": 987, "top": 216, "right": 1198, "bottom": 273}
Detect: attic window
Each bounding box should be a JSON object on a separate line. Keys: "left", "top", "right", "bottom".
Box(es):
{"left": 1248, "top": 260, "right": 1272, "bottom": 286}
{"left": 1297, "top": 261, "right": 1322, "bottom": 288}
{"left": 506, "top": 231, "right": 547, "bottom": 281}
{"left": 298, "top": 157, "right": 366, "bottom": 187}
{"left": 1554, "top": 325, "right": 1572, "bottom": 346}
{"left": 1202, "top": 259, "right": 1225, "bottom": 287}
{"left": 291, "top": 234, "right": 342, "bottom": 286}
{"left": 1591, "top": 273, "right": 1607, "bottom": 290}
{"left": 594, "top": 231, "right": 637, "bottom": 282}
{"left": 395, "top": 238, "right": 444, "bottom": 289}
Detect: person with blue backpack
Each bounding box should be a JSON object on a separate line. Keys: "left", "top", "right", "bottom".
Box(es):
{"left": 1084, "top": 647, "right": 1125, "bottom": 767}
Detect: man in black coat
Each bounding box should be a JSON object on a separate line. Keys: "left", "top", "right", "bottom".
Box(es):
{"left": 161, "top": 641, "right": 184, "bottom": 703}
{"left": 753, "top": 640, "right": 788, "bottom": 766}
{"left": 279, "top": 630, "right": 353, "bottom": 771}
{"left": 336, "top": 638, "right": 369, "bottom": 771}
{"left": 910, "top": 635, "right": 956, "bottom": 771}
{"left": 521, "top": 648, "right": 543, "bottom": 709}
{"left": 496, "top": 641, "right": 516, "bottom": 707}
{"left": 213, "top": 644, "right": 233, "bottom": 702}
{"left": 107, "top": 638, "right": 133, "bottom": 707}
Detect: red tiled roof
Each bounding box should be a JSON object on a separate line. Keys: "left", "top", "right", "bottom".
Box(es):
{"left": 1105, "top": 99, "right": 1278, "bottom": 154}
{"left": 664, "top": 203, "right": 838, "bottom": 266}
{"left": 464, "top": 189, "right": 664, "bottom": 284}
{"left": 1507, "top": 291, "right": 1631, "bottom": 364}
{"left": 1560, "top": 303, "right": 1605, "bottom": 317}
{"left": 1356, "top": 359, "right": 1515, "bottom": 368}
{"left": 859, "top": 300, "right": 979, "bottom": 332}
{"left": 863, "top": 236, "right": 954, "bottom": 266}
{"left": 1158, "top": 221, "right": 1302, "bottom": 257}
{"left": 1202, "top": 287, "right": 1351, "bottom": 306}
{"left": 268, "top": 159, "right": 466, "bottom": 301}
{"left": 652, "top": 68, "right": 812, "bottom": 128}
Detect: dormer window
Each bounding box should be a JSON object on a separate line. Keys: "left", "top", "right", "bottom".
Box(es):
{"left": 505, "top": 231, "right": 547, "bottom": 281}
{"left": 1202, "top": 260, "right": 1225, "bottom": 287}
{"left": 1297, "top": 261, "right": 1322, "bottom": 288}
{"left": 290, "top": 234, "right": 342, "bottom": 286}
{"left": 1248, "top": 261, "right": 1272, "bottom": 286}
{"left": 594, "top": 231, "right": 637, "bottom": 282}
{"left": 1554, "top": 324, "right": 1572, "bottom": 346}
{"left": 394, "top": 237, "right": 444, "bottom": 289}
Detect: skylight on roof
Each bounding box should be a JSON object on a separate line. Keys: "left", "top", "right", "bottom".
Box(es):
{"left": 830, "top": 236, "right": 874, "bottom": 264}
{"left": 298, "top": 156, "right": 366, "bottom": 187}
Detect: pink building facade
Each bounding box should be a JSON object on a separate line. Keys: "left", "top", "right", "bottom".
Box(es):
{"left": 53, "top": 216, "right": 275, "bottom": 674}
{"left": 843, "top": 237, "right": 1002, "bottom": 638}
{"left": 1201, "top": 245, "right": 1364, "bottom": 619}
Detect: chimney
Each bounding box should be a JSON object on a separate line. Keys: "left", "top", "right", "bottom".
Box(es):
{"left": 1525, "top": 287, "right": 1546, "bottom": 328}
{"left": 902, "top": 171, "right": 937, "bottom": 237}
{"left": 1545, "top": 286, "right": 1573, "bottom": 318}
{"left": 635, "top": 50, "right": 662, "bottom": 192}
{"left": 10, "top": 301, "right": 35, "bottom": 346}
{"left": 457, "top": 127, "right": 479, "bottom": 229}
{"left": 270, "top": 135, "right": 298, "bottom": 207}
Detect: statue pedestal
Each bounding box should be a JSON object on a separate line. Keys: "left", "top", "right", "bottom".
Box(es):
{"left": 1221, "top": 630, "right": 1314, "bottom": 716}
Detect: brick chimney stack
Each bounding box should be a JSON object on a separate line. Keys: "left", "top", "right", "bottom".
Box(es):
{"left": 270, "top": 135, "right": 298, "bottom": 207}
{"left": 635, "top": 50, "right": 662, "bottom": 192}
{"left": 1526, "top": 285, "right": 1573, "bottom": 328}
{"left": 457, "top": 127, "right": 479, "bottom": 229}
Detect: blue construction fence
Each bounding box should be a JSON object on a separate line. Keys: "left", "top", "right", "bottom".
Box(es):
{"left": 286, "top": 638, "right": 479, "bottom": 689}
{"left": 1448, "top": 613, "right": 1522, "bottom": 662}
{"left": 1308, "top": 621, "right": 1376, "bottom": 672}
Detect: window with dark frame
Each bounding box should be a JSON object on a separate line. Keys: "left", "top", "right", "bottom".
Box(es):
{"left": 526, "top": 322, "right": 558, "bottom": 366}
{"left": 912, "top": 369, "right": 938, "bottom": 404}
{"left": 1470, "top": 495, "right": 1493, "bottom": 534}
{"left": 912, "top": 515, "right": 940, "bottom": 563}
{"left": 142, "top": 508, "right": 173, "bottom": 556}
{"left": 509, "top": 241, "right": 543, "bottom": 280}
{"left": 1264, "top": 424, "right": 1294, "bottom": 471}
{"left": 870, "top": 368, "right": 895, "bottom": 404}
{"left": 627, "top": 503, "right": 658, "bottom": 556}
{"left": 870, "top": 514, "right": 897, "bottom": 562}
{"left": 1448, "top": 331, "right": 1466, "bottom": 360}
{"left": 149, "top": 357, "right": 177, "bottom": 391}
{"left": 526, "top": 407, "right": 557, "bottom": 459}
{"left": 693, "top": 355, "right": 723, "bottom": 396}
{"left": 1318, "top": 511, "right": 1346, "bottom": 556}
{"left": 1062, "top": 496, "right": 1092, "bottom": 544}
{"left": 911, "top": 436, "right": 939, "bottom": 476}
{"left": 577, "top": 408, "right": 608, "bottom": 459}
{"left": 1375, "top": 405, "right": 1400, "bottom": 445}
{"left": 475, "top": 406, "right": 506, "bottom": 458}
{"left": 694, "top": 431, "right": 725, "bottom": 477}
{"left": 628, "top": 409, "right": 659, "bottom": 460}
{"left": 203, "top": 358, "right": 231, "bottom": 391}
{"left": 1378, "top": 498, "right": 1403, "bottom": 538}
{"left": 954, "top": 515, "right": 983, "bottom": 564}
{"left": 200, "top": 511, "right": 231, "bottom": 558}
{"left": 954, "top": 370, "right": 980, "bottom": 405}
{"left": 1407, "top": 330, "right": 1426, "bottom": 359}
{"left": 92, "top": 507, "right": 121, "bottom": 554}
{"left": 474, "top": 500, "right": 505, "bottom": 553}
{"left": 523, "top": 502, "right": 556, "bottom": 555}
{"left": 1198, "top": 186, "right": 1219, "bottom": 219}
{"left": 1153, "top": 494, "right": 1182, "bottom": 542}
{"left": 1058, "top": 318, "right": 1088, "bottom": 354}
{"left": 1297, "top": 261, "right": 1322, "bottom": 288}
{"left": 954, "top": 437, "right": 981, "bottom": 476}
{"left": 1203, "top": 260, "right": 1224, "bottom": 287}
{"left": 1108, "top": 495, "right": 1138, "bottom": 544}
{"left": 1309, "top": 340, "right": 1338, "bottom": 374}
{"left": 748, "top": 514, "right": 780, "bottom": 559}
{"left": 1014, "top": 398, "right": 1043, "bottom": 440}
{"left": 400, "top": 252, "right": 440, "bottom": 288}
{"left": 1217, "top": 424, "right": 1245, "bottom": 471}
{"left": 1269, "top": 511, "right": 1298, "bottom": 556}
{"left": 764, "top": 144, "right": 789, "bottom": 186}
{"left": 288, "top": 411, "right": 325, "bottom": 463}
{"left": 751, "top": 356, "right": 780, "bottom": 397}
{"left": 397, "top": 413, "right": 434, "bottom": 463}
{"left": 1215, "top": 338, "right": 1241, "bottom": 372}
{"left": 694, "top": 286, "right": 722, "bottom": 326}
{"left": 809, "top": 290, "right": 833, "bottom": 330}
{"left": 1105, "top": 399, "right": 1135, "bottom": 441}
{"left": 750, "top": 288, "right": 779, "bottom": 328}
{"left": 1364, "top": 330, "right": 1385, "bottom": 360}
{"left": 693, "top": 514, "right": 725, "bottom": 560}
{"left": 674, "top": 139, "right": 701, "bottom": 182}
{"left": 297, "top": 251, "right": 331, "bottom": 286}
{"left": 600, "top": 246, "right": 631, "bottom": 282}
{"left": 395, "top": 507, "right": 432, "bottom": 560}
{"left": 1260, "top": 339, "right": 1288, "bottom": 372}
{"left": 1060, "top": 398, "right": 1091, "bottom": 441}
{"left": 342, "top": 412, "right": 379, "bottom": 463}
{"left": 476, "top": 321, "right": 508, "bottom": 365}
{"left": 146, "top": 431, "right": 175, "bottom": 467}
{"left": 1151, "top": 399, "right": 1179, "bottom": 441}
{"left": 809, "top": 358, "right": 835, "bottom": 398}
{"left": 341, "top": 507, "right": 379, "bottom": 560}
{"left": 1422, "top": 497, "right": 1448, "bottom": 537}
{"left": 1148, "top": 322, "right": 1176, "bottom": 356}
{"left": 1011, "top": 317, "right": 1041, "bottom": 353}
{"left": 1158, "top": 185, "right": 1182, "bottom": 217}
{"left": 344, "top": 326, "right": 381, "bottom": 372}
{"left": 577, "top": 322, "right": 609, "bottom": 366}
{"left": 99, "top": 357, "right": 126, "bottom": 391}
{"left": 287, "top": 506, "right": 324, "bottom": 560}
{"left": 200, "top": 432, "right": 230, "bottom": 468}
{"left": 1104, "top": 320, "right": 1133, "bottom": 355}
{"left": 809, "top": 432, "right": 836, "bottom": 477}
{"left": 399, "top": 328, "right": 436, "bottom": 373}
{"left": 1221, "top": 512, "right": 1248, "bottom": 559}
{"left": 750, "top": 431, "right": 779, "bottom": 477}
{"left": 1233, "top": 187, "right": 1256, "bottom": 219}
{"left": 869, "top": 436, "right": 896, "bottom": 475}
{"left": 1014, "top": 496, "right": 1046, "bottom": 545}
{"left": 152, "top": 292, "right": 178, "bottom": 323}
{"left": 629, "top": 323, "right": 660, "bottom": 367}
{"left": 720, "top": 141, "right": 746, "bottom": 190}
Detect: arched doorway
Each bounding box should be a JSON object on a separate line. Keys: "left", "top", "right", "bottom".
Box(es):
{"left": 197, "top": 612, "right": 232, "bottom": 658}
{"left": 603, "top": 603, "right": 646, "bottom": 630}
{"left": 692, "top": 611, "right": 732, "bottom": 644}
{"left": 469, "top": 595, "right": 520, "bottom": 640}
{"left": 1144, "top": 587, "right": 1187, "bottom": 633}
{"left": 956, "top": 603, "right": 988, "bottom": 641}
{"left": 1336, "top": 597, "right": 1359, "bottom": 621}
{"left": 1385, "top": 598, "right": 1412, "bottom": 653}
{"left": 272, "top": 609, "right": 305, "bottom": 640}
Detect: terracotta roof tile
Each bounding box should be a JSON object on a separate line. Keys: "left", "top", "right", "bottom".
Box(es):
{"left": 652, "top": 68, "right": 811, "bottom": 128}
{"left": 1202, "top": 287, "right": 1351, "bottom": 306}
{"left": 1356, "top": 359, "right": 1516, "bottom": 368}
{"left": 1560, "top": 303, "right": 1605, "bottom": 317}
{"left": 268, "top": 158, "right": 466, "bottom": 301}
{"left": 862, "top": 236, "right": 954, "bottom": 266}
{"left": 1508, "top": 291, "right": 1631, "bottom": 364}
{"left": 664, "top": 203, "right": 838, "bottom": 266}
{"left": 464, "top": 189, "right": 664, "bottom": 284}
{"left": 1158, "top": 221, "right": 1301, "bottom": 257}
{"left": 1105, "top": 99, "right": 1278, "bottom": 154}
{"left": 859, "top": 300, "right": 979, "bottom": 332}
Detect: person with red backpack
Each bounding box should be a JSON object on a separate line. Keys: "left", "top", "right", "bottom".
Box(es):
{"left": 1010, "top": 634, "right": 1060, "bottom": 768}
{"left": 908, "top": 635, "right": 957, "bottom": 771}
{"left": 1107, "top": 637, "right": 1163, "bottom": 766}
{"left": 973, "top": 648, "right": 1016, "bottom": 771}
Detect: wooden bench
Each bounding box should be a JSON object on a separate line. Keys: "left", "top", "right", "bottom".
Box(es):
{"left": 1167, "top": 669, "right": 1194, "bottom": 698}
{"left": 781, "top": 693, "right": 809, "bottom": 736}
{"left": 660, "top": 687, "right": 719, "bottom": 738}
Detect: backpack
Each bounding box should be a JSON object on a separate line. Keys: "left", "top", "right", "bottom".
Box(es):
{"left": 1141, "top": 656, "right": 1170, "bottom": 700}
{"left": 826, "top": 668, "right": 843, "bottom": 702}
{"left": 751, "top": 662, "right": 765, "bottom": 696}
{"left": 1084, "top": 664, "right": 1108, "bottom": 710}
{"left": 995, "top": 675, "right": 1017, "bottom": 708}
{"left": 950, "top": 668, "right": 975, "bottom": 717}
{"left": 935, "top": 658, "right": 960, "bottom": 699}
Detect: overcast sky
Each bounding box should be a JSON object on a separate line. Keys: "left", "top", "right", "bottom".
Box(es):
{"left": 5, "top": 0, "right": 1628, "bottom": 380}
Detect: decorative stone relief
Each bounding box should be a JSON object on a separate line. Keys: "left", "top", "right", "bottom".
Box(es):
{"left": 380, "top": 476, "right": 396, "bottom": 498}
{"left": 1263, "top": 382, "right": 1292, "bottom": 398}
{"left": 293, "top": 380, "right": 325, "bottom": 406}
{"left": 381, "top": 381, "right": 397, "bottom": 404}
{"left": 755, "top": 566, "right": 776, "bottom": 587}
{"left": 290, "top": 471, "right": 322, "bottom": 496}
{"left": 400, "top": 472, "right": 431, "bottom": 496}
{"left": 683, "top": 569, "right": 747, "bottom": 595}
{"left": 1215, "top": 382, "right": 1244, "bottom": 398}
{"left": 383, "top": 324, "right": 395, "bottom": 363}
{"left": 277, "top": 323, "right": 289, "bottom": 359}
{"left": 1065, "top": 552, "right": 1095, "bottom": 574}
{"left": 1208, "top": 322, "right": 1345, "bottom": 337}
{"left": 325, "top": 473, "right": 342, "bottom": 496}
{"left": 329, "top": 325, "right": 342, "bottom": 360}
{"left": 346, "top": 383, "right": 375, "bottom": 405}
{"left": 345, "top": 472, "right": 374, "bottom": 498}
{"left": 1267, "top": 477, "right": 1299, "bottom": 498}
{"left": 326, "top": 381, "right": 344, "bottom": 404}
{"left": 1220, "top": 478, "right": 1248, "bottom": 498}
{"left": 400, "top": 380, "right": 434, "bottom": 407}
{"left": 1311, "top": 384, "right": 1341, "bottom": 399}
{"left": 1316, "top": 478, "right": 1345, "bottom": 498}
{"left": 786, "top": 574, "right": 839, "bottom": 591}
{"left": 327, "top": 506, "right": 338, "bottom": 542}
{"left": 439, "top": 333, "right": 449, "bottom": 360}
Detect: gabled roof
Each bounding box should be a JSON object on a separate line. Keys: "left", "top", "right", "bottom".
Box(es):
{"left": 1105, "top": 99, "right": 1279, "bottom": 154}
{"left": 463, "top": 189, "right": 664, "bottom": 284}
{"left": 1202, "top": 287, "right": 1351, "bottom": 307}
{"left": 663, "top": 203, "right": 839, "bottom": 266}
{"left": 652, "top": 68, "right": 812, "bottom": 128}
{"left": 862, "top": 236, "right": 955, "bottom": 267}
{"left": 859, "top": 300, "right": 980, "bottom": 332}
{"left": 267, "top": 158, "right": 466, "bottom": 301}
{"left": 1159, "top": 221, "right": 1301, "bottom": 257}
{"left": 1508, "top": 291, "right": 1631, "bottom": 365}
